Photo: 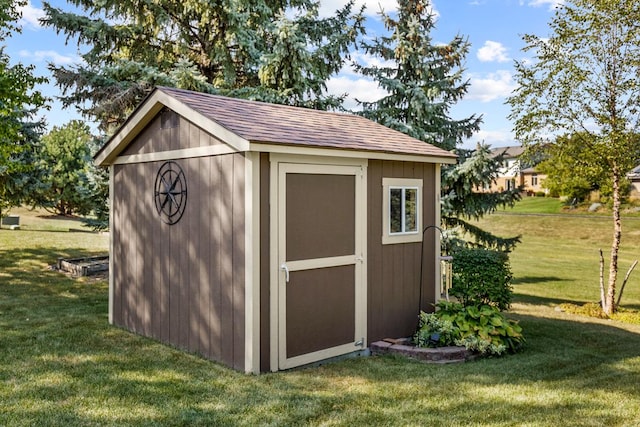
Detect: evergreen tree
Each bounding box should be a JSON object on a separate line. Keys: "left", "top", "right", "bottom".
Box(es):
{"left": 355, "top": 0, "right": 519, "bottom": 249}
{"left": 42, "top": 0, "right": 363, "bottom": 132}
{"left": 442, "top": 144, "right": 521, "bottom": 251}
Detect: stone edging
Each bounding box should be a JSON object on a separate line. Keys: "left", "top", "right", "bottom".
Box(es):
{"left": 370, "top": 338, "right": 473, "bottom": 364}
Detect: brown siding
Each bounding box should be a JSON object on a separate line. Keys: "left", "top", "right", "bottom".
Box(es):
{"left": 112, "top": 150, "right": 246, "bottom": 370}
{"left": 121, "top": 110, "right": 225, "bottom": 156}
{"left": 367, "top": 160, "right": 438, "bottom": 343}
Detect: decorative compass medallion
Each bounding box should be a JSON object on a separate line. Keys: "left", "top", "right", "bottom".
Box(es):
{"left": 154, "top": 161, "right": 187, "bottom": 225}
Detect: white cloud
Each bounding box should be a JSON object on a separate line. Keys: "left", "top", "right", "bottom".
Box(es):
{"left": 326, "top": 75, "right": 387, "bottom": 110}
{"left": 477, "top": 41, "right": 509, "bottom": 63}
{"left": 18, "top": 1, "right": 45, "bottom": 30}
{"left": 318, "top": 0, "right": 440, "bottom": 19}
{"left": 350, "top": 51, "right": 396, "bottom": 72}
{"left": 472, "top": 129, "right": 515, "bottom": 146}
{"left": 523, "top": 0, "right": 564, "bottom": 10}
{"left": 467, "top": 70, "right": 516, "bottom": 102}
{"left": 318, "top": 0, "right": 397, "bottom": 18}
{"left": 19, "top": 49, "right": 80, "bottom": 66}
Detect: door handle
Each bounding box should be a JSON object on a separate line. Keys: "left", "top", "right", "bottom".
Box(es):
{"left": 280, "top": 263, "right": 290, "bottom": 283}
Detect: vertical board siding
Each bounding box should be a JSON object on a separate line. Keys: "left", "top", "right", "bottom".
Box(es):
{"left": 112, "top": 122, "right": 246, "bottom": 368}
{"left": 122, "top": 111, "right": 226, "bottom": 157}
{"left": 367, "top": 160, "right": 437, "bottom": 343}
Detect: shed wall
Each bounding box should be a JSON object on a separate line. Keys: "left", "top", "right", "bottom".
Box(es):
{"left": 258, "top": 158, "right": 439, "bottom": 371}
{"left": 367, "top": 160, "right": 438, "bottom": 343}
{"left": 112, "top": 115, "right": 246, "bottom": 370}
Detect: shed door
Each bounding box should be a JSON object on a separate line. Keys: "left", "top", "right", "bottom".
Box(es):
{"left": 277, "top": 162, "right": 366, "bottom": 370}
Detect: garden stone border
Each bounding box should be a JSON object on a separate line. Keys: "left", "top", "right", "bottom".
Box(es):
{"left": 370, "top": 338, "right": 473, "bottom": 364}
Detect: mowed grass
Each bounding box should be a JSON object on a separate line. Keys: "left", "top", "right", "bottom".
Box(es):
{"left": 2, "top": 206, "right": 640, "bottom": 425}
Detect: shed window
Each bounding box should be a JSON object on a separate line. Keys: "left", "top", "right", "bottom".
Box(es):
{"left": 382, "top": 178, "right": 423, "bottom": 245}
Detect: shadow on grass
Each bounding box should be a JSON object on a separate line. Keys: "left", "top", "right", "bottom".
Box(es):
{"left": 512, "top": 275, "right": 568, "bottom": 285}
{"left": 3, "top": 249, "right": 640, "bottom": 425}
{"left": 0, "top": 247, "right": 107, "bottom": 268}
{"left": 3, "top": 280, "right": 640, "bottom": 426}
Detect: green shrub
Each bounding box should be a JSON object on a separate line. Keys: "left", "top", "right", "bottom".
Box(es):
{"left": 450, "top": 247, "right": 513, "bottom": 310}
{"left": 413, "top": 311, "right": 457, "bottom": 348}
{"left": 434, "top": 301, "right": 525, "bottom": 355}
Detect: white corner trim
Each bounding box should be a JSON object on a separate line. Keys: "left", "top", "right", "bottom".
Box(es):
{"left": 244, "top": 152, "right": 261, "bottom": 374}
{"left": 108, "top": 165, "right": 115, "bottom": 324}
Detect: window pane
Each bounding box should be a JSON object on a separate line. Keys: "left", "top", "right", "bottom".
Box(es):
{"left": 390, "top": 188, "right": 402, "bottom": 233}
{"left": 404, "top": 188, "right": 417, "bottom": 232}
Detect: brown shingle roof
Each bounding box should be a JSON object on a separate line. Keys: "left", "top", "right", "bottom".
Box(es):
{"left": 490, "top": 145, "right": 525, "bottom": 158}
{"left": 158, "top": 86, "right": 455, "bottom": 159}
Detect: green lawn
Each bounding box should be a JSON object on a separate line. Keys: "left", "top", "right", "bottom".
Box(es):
{"left": 2, "top": 208, "right": 640, "bottom": 426}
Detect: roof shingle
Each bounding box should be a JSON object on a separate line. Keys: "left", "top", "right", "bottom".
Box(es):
{"left": 158, "top": 86, "right": 456, "bottom": 159}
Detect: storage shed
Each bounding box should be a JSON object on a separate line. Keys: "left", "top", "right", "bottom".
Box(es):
{"left": 95, "top": 86, "right": 457, "bottom": 373}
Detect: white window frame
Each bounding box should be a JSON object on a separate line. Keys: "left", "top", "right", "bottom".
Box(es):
{"left": 382, "top": 177, "right": 423, "bottom": 245}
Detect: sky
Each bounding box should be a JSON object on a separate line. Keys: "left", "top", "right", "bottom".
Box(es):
{"left": 6, "top": 0, "right": 563, "bottom": 149}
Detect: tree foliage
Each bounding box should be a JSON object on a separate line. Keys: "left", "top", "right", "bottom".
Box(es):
{"left": 42, "top": 0, "right": 364, "bottom": 131}
{"left": 355, "top": 0, "right": 519, "bottom": 249}
{"left": 507, "top": 0, "right": 640, "bottom": 314}
{"left": 0, "top": 0, "right": 48, "bottom": 218}
{"left": 355, "top": 0, "right": 480, "bottom": 151}
{"left": 35, "top": 121, "right": 101, "bottom": 216}
{"left": 442, "top": 144, "right": 521, "bottom": 250}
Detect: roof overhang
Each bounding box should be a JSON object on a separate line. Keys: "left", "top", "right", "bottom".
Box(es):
{"left": 95, "top": 87, "right": 458, "bottom": 167}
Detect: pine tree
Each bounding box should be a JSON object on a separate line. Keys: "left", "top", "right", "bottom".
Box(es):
{"left": 355, "top": 0, "right": 519, "bottom": 249}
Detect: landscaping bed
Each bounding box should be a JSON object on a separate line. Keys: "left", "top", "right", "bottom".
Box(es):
{"left": 370, "top": 338, "right": 473, "bottom": 363}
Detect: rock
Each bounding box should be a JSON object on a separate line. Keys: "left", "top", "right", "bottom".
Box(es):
{"left": 588, "top": 203, "right": 602, "bottom": 212}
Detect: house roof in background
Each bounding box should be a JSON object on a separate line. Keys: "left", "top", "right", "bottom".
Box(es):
{"left": 490, "top": 145, "right": 525, "bottom": 158}
{"left": 96, "top": 86, "right": 457, "bottom": 166}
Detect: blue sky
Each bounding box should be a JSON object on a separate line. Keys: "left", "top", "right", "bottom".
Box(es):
{"left": 6, "top": 0, "right": 562, "bottom": 148}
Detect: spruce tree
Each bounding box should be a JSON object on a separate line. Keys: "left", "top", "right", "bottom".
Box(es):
{"left": 42, "top": 0, "right": 363, "bottom": 131}
{"left": 355, "top": 0, "right": 519, "bottom": 249}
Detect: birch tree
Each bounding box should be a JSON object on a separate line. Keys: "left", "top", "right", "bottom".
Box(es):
{"left": 507, "top": 0, "right": 640, "bottom": 314}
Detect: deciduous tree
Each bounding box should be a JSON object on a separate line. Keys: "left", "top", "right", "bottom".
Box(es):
{"left": 507, "top": 0, "right": 640, "bottom": 314}
{"left": 0, "top": 0, "right": 47, "bottom": 219}
{"left": 35, "top": 120, "right": 97, "bottom": 216}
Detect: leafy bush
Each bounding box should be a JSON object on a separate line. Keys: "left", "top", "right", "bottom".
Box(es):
{"left": 450, "top": 247, "right": 513, "bottom": 310}
{"left": 415, "top": 301, "right": 525, "bottom": 356}
{"left": 413, "top": 311, "right": 457, "bottom": 348}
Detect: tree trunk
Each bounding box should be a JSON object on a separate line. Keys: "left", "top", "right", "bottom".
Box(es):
{"left": 605, "top": 167, "right": 622, "bottom": 315}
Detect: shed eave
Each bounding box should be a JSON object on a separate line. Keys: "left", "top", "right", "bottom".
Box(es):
{"left": 249, "top": 142, "right": 457, "bottom": 164}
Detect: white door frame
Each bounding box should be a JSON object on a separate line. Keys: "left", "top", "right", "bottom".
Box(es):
{"left": 269, "top": 154, "right": 367, "bottom": 371}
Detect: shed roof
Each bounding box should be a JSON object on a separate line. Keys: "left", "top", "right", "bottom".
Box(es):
{"left": 96, "top": 86, "right": 457, "bottom": 166}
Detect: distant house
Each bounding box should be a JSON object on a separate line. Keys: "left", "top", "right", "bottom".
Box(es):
{"left": 479, "top": 145, "right": 548, "bottom": 195}
{"left": 628, "top": 165, "right": 640, "bottom": 197}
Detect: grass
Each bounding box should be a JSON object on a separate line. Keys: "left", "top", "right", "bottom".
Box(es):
{"left": 2, "top": 206, "right": 640, "bottom": 425}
